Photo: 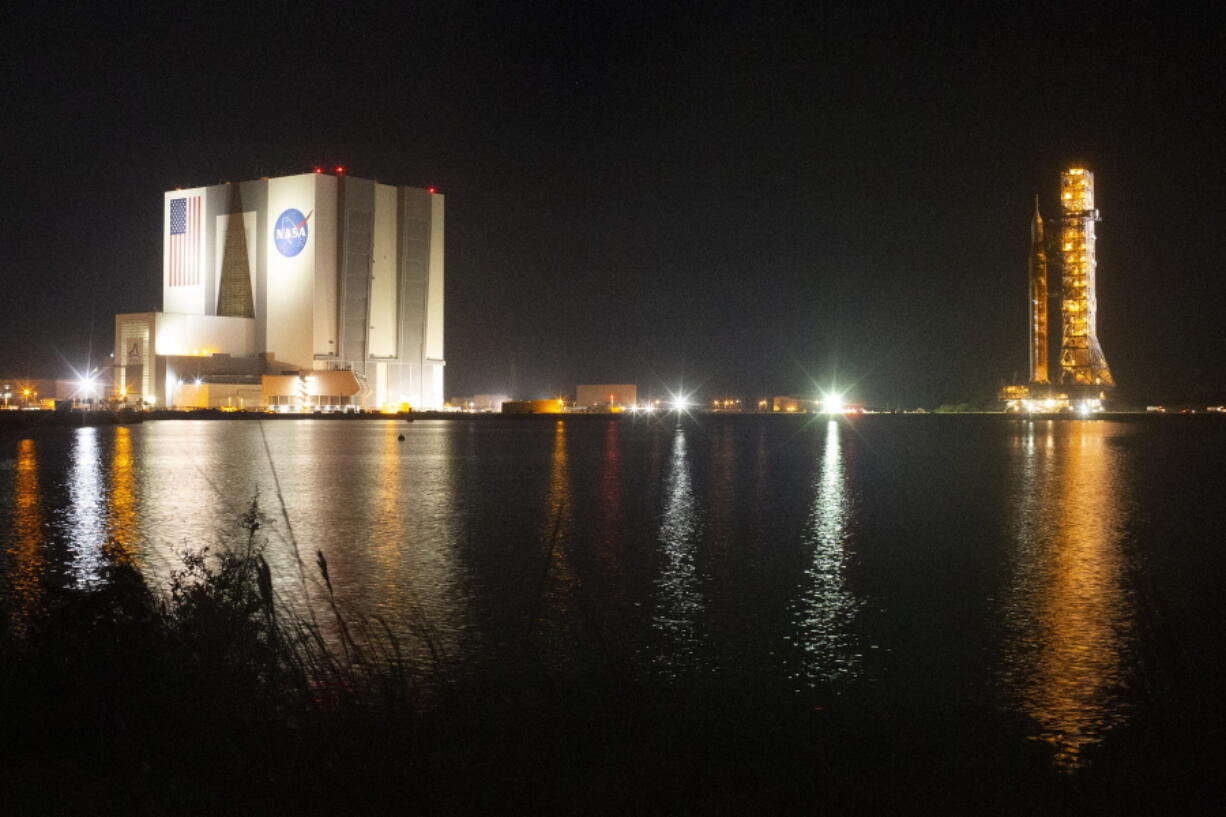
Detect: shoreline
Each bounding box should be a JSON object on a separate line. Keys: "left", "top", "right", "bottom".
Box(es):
{"left": 2, "top": 407, "right": 1222, "bottom": 436}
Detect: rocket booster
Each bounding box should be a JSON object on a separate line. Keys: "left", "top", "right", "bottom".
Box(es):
{"left": 1029, "top": 196, "right": 1050, "bottom": 385}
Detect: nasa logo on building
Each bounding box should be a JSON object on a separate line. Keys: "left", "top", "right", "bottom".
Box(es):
{"left": 274, "top": 208, "right": 311, "bottom": 257}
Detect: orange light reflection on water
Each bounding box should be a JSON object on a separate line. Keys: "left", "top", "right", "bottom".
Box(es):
{"left": 537, "top": 420, "right": 578, "bottom": 645}
{"left": 370, "top": 424, "right": 408, "bottom": 584}
{"left": 596, "top": 419, "right": 623, "bottom": 573}
{"left": 1003, "top": 421, "right": 1133, "bottom": 770}
{"left": 6, "top": 438, "right": 45, "bottom": 634}
{"left": 106, "top": 425, "right": 139, "bottom": 567}
{"left": 369, "top": 422, "right": 467, "bottom": 672}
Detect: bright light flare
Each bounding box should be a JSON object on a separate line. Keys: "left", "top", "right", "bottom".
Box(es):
{"left": 821, "top": 392, "right": 845, "bottom": 414}
{"left": 668, "top": 394, "right": 692, "bottom": 412}
{"left": 76, "top": 377, "right": 98, "bottom": 398}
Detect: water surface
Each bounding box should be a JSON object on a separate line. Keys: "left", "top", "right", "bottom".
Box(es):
{"left": 3, "top": 415, "right": 1224, "bottom": 784}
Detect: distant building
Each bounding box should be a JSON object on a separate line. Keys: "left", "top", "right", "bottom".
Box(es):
{"left": 772, "top": 396, "right": 808, "bottom": 413}
{"left": 502, "top": 399, "right": 567, "bottom": 415}
{"left": 575, "top": 384, "right": 637, "bottom": 410}
{"left": 450, "top": 394, "right": 509, "bottom": 412}
{"left": 173, "top": 379, "right": 264, "bottom": 411}
{"left": 115, "top": 170, "right": 444, "bottom": 410}
{"left": 710, "top": 398, "right": 744, "bottom": 412}
{"left": 261, "top": 371, "right": 363, "bottom": 411}
{"left": 153, "top": 369, "right": 365, "bottom": 412}
{"left": 0, "top": 378, "right": 78, "bottom": 408}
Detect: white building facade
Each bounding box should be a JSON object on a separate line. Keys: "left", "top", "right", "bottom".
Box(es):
{"left": 116, "top": 171, "right": 445, "bottom": 409}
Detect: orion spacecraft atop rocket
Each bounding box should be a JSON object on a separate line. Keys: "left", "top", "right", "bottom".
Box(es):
{"left": 1002, "top": 167, "right": 1114, "bottom": 412}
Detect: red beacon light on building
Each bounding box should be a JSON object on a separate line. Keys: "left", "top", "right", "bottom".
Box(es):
{"left": 313, "top": 167, "right": 323, "bottom": 174}
{"left": 427, "top": 186, "right": 437, "bottom": 194}
{"left": 335, "top": 166, "right": 345, "bottom": 175}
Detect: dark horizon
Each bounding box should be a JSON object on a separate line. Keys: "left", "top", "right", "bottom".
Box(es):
{"left": 3, "top": 4, "right": 1224, "bottom": 406}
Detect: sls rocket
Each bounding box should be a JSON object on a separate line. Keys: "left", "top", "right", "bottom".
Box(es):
{"left": 1029, "top": 196, "right": 1050, "bottom": 385}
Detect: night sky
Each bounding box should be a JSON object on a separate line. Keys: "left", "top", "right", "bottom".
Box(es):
{"left": 3, "top": 3, "right": 1224, "bottom": 406}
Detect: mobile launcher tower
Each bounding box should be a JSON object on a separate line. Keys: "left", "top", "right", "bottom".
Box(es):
{"left": 1001, "top": 168, "right": 1114, "bottom": 413}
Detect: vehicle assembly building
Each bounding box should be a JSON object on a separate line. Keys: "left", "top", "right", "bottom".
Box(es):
{"left": 115, "top": 170, "right": 444, "bottom": 410}
{"left": 1002, "top": 167, "right": 1114, "bottom": 412}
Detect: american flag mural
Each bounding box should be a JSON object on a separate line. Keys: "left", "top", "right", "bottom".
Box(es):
{"left": 168, "top": 196, "right": 201, "bottom": 286}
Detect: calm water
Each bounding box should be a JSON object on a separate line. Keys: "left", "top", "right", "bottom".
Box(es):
{"left": 3, "top": 415, "right": 1225, "bottom": 781}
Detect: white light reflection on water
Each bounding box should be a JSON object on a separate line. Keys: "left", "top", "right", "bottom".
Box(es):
{"left": 65, "top": 428, "right": 107, "bottom": 586}
{"left": 135, "top": 421, "right": 266, "bottom": 585}
{"left": 651, "top": 427, "right": 704, "bottom": 675}
{"left": 1001, "top": 421, "right": 1134, "bottom": 770}
{"left": 790, "top": 419, "right": 861, "bottom": 685}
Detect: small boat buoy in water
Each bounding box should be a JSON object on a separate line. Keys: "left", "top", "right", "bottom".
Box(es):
{"left": 397, "top": 434, "right": 405, "bottom": 441}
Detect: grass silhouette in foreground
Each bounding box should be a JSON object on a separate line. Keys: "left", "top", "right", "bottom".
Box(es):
{"left": 0, "top": 499, "right": 433, "bottom": 814}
